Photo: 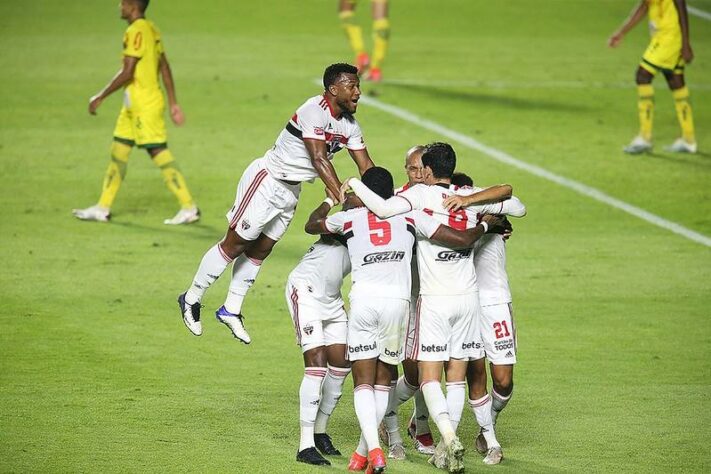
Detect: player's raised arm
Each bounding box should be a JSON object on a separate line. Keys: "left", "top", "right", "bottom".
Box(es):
{"left": 341, "top": 177, "right": 412, "bottom": 218}
{"left": 159, "top": 53, "right": 185, "bottom": 125}
{"left": 88, "top": 56, "right": 138, "bottom": 115}
{"left": 305, "top": 138, "right": 343, "bottom": 203}
{"left": 348, "top": 145, "right": 375, "bottom": 176}
{"left": 608, "top": 0, "right": 648, "bottom": 48}
{"left": 673, "top": 0, "right": 693, "bottom": 63}
{"left": 443, "top": 184, "right": 512, "bottom": 211}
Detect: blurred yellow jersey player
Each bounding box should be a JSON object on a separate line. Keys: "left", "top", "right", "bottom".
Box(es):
{"left": 338, "top": 0, "right": 390, "bottom": 82}
{"left": 73, "top": 0, "right": 200, "bottom": 224}
{"left": 608, "top": 0, "right": 697, "bottom": 154}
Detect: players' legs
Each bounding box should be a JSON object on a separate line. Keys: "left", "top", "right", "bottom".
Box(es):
{"left": 419, "top": 361, "right": 457, "bottom": 445}
{"left": 466, "top": 358, "right": 501, "bottom": 452}
{"left": 367, "top": 0, "right": 389, "bottom": 81}
{"left": 146, "top": 146, "right": 199, "bottom": 223}
{"left": 315, "top": 344, "right": 351, "bottom": 439}
{"left": 490, "top": 363, "right": 514, "bottom": 424}
{"left": 444, "top": 359, "right": 467, "bottom": 433}
{"left": 223, "top": 232, "right": 276, "bottom": 315}
{"left": 663, "top": 68, "right": 696, "bottom": 149}
{"left": 299, "top": 346, "right": 328, "bottom": 452}
{"left": 98, "top": 139, "right": 132, "bottom": 210}
{"left": 339, "top": 0, "right": 368, "bottom": 71}
{"left": 629, "top": 66, "right": 656, "bottom": 149}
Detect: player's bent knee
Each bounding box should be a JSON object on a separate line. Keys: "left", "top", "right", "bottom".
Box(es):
{"left": 303, "top": 346, "right": 328, "bottom": 367}
{"left": 635, "top": 67, "right": 654, "bottom": 85}
{"left": 110, "top": 141, "right": 132, "bottom": 163}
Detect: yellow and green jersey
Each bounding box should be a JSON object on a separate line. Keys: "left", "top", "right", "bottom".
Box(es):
{"left": 122, "top": 18, "right": 164, "bottom": 107}
{"left": 646, "top": 0, "right": 680, "bottom": 36}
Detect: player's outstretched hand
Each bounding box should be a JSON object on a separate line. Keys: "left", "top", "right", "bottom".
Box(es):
{"left": 443, "top": 194, "right": 469, "bottom": 211}
{"left": 339, "top": 178, "right": 355, "bottom": 203}
{"left": 170, "top": 104, "right": 186, "bottom": 126}
{"left": 88, "top": 95, "right": 103, "bottom": 115}
{"left": 481, "top": 214, "right": 512, "bottom": 236}
{"left": 607, "top": 32, "right": 623, "bottom": 48}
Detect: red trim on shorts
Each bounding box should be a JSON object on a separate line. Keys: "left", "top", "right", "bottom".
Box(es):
{"left": 229, "top": 169, "right": 269, "bottom": 229}
{"left": 290, "top": 286, "right": 302, "bottom": 345}
{"left": 216, "top": 244, "right": 233, "bottom": 263}
{"left": 410, "top": 296, "right": 422, "bottom": 360}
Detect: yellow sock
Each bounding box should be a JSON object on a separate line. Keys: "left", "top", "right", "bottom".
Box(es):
{"left": 637, "top": 84, "right": 654, "bottom": 141}
{"left": 339, "top": 10, "right": 365, "bottom": 55}
{"left": 672, "top": 86, "right": 695, "bottom": 143}
{"left": 152, "top": 149, "right": 195, "bottom": 209}
{"left": 371, "top": 17, "right": 390, "bottom": 69}
{"left": 98, "top": 141, "right": 131, "bottom": 209}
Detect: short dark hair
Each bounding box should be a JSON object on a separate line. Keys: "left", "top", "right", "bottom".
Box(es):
{"left": 421, "top": 142, "right": 456, "bottom": 179}
{"left": 131, "top": 0, "right": 150, "bottom": 12}
{"left": 361, "top": 166, "right": 394, "bottom": 200}
{"left": 451, "top": 172, "right": 473, "bottom": 188}
{"left": 323, "top": 63, "right": 358, "bottom": 90}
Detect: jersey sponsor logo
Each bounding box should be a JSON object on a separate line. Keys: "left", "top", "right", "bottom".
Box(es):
{"left": 435, "top": 248, "right": 472, "bottom": 262}
{"left": 314, "top": 127, "right": 325, "bottom": 136}
{"left": 348, "top": 342, "right": 377, "bottom": 353}
{"left": 362, "top": 250, "right": 405, "bottom": 266}
{"left": 461, "top": 341, "right": 482, "bottom": 350}
{"left": 384, "top": 347, "right": 401, "bottom": 359}
{"left": 494, "top": 339, "right": 514, "bottom": 351}
{"left": 420, "top": 343, "right": 448, "bottom": 353}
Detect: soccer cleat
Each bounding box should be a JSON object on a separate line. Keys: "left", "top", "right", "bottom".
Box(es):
{"left": 623, "top": 136, "right": 652, "bottom": 154}
{"left": 414, "top": 433, "right": 436, "bottom": 455}
{"left": 483, "top": 446, "right": 503, "bottom": 465}
{"left": 177, "top": 292, "right": 202, "bottom": 336}
{"left": 664, "top": 138, "right": 697, "bottom": 154}
{"left": 164, "top": 207, "right": 200, "bottom": 225}
{"left": 475, "top": 429, "right": 488, "bottom": 454}
{"left": 215, "top": 306, "right": 251, "bottom": 344}
{"left": 72, "top": 205, "right": 110, "bottom": 222}
{"left": 428, "top": 441, "right": 447, "bottom": 469}
{"left": 446, "top": 437, "right": 466, "bottom": 473}
{"left": 365, "top": 67, "right": 382, "bottom": 83}
{"left": 366, "top": 448, "right": 387, "bottom": 474}
{"left": 314, "top": 433, "right": 341, "bottom": 456}
{"left": 356, "top": 52, "right": 370, "bottom": 74}
{"left": 296, "top": 447, "right": 331, "bottom": 466}
{"left": 387, "top": 442, "right": 405, "bottom": 460}
{"left": 348, "top": 451, "right": 368, "bottom": 471}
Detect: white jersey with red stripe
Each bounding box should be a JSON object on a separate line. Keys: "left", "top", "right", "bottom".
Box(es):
{"left": 287, "top": 236, "right": 351, "bottom": 304}
{"left": 325, "top": 207, "right": 439, "bottom": 301}
{"left": 262, "top": 94, "right": 366, "bottom": 183}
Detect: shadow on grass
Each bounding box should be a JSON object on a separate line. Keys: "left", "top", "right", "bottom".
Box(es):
{"left": 641, "top": 150, "right": 711, "bottom": 169}
{"left": 111, "top": 220, "right": 223, "bottom": 240}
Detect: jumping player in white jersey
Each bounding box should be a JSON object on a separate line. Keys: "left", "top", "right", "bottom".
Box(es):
{"left": 448, "top": 172, "right": 518, "bottom": 465}
{"left": 306, "top": 167, "right": 509, "bottom": 474}
{"left": 286, "top": 231, "right": 352, "bottom": 466}
{"left": 340, "top": 143, "right": 525, "bottom": 471}
{"left": 177, "top": 63, "right": 374, "bottom": 343}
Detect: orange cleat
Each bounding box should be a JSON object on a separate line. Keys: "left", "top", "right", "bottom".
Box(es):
{"left": 365, "top": 67, "right": 382, "bottom": 83}
{"left": 356, "top": 52, "right": 370, "bottom": 74}
{"left": 365, "top": 448, "right": 387, "bottom": 474}
{"left": 348, "top": 451, "right": 368, "bottom": 471}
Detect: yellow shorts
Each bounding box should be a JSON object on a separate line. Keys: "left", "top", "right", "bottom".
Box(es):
{"left": 641, "top": 32, "right": 684, "bottom": 75}
{"left": 113, "top": 94, "right": 167, "bottom": 148}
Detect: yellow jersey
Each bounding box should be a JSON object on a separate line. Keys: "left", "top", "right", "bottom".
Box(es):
{"left": 122, "top": 18, "right": 164, "bottom": 107}
{"left": 646, "top": 0, "right": 680, "bottom": 37}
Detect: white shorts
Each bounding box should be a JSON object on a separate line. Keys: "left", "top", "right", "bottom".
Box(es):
{"left": 347, "top": 296, "right": 409, "bottom": 365}
{"left": 286, "top": 281, "right": 348, "bottom": 353}
{"left": 409, "top": 294, "right": 481, "bottom": 362}
{"left": 226, "top": 158, "right": 301, "bottom": 241}
{"left": 402, "top": 299, "right": 418, "bottom": 362}
{"left": 480, "top": 303, "right": 517, "bottom": 365}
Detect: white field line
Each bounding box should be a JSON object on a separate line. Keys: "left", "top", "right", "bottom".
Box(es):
{"left": 689, "top": 5, "right": 711, "bottom": 21}
{"left": 356, "top": 94, "right": 711, "bottom": 248}
{"left": 378, "top": 78, "right": 711, "bottom": 91}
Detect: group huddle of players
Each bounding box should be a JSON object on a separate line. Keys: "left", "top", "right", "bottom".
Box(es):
{"left": 177, "top": 63, "right": 526, "bottom": 473}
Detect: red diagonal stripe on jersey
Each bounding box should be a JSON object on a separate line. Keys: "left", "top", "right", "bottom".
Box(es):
{"left": 229, "top": 169, "right": 268, "bottom": 229}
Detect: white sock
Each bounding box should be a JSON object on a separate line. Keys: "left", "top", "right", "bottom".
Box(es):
{"left": 446, "top": 381, "right": 466, "bottom": 433}
{"left": 314, "top": 365, "right": 350, "bottom": 434}
{"left": 374, "top": 384, "right": 391, "bottom": 425}
{"left": 382, "top": 379, "right": 403, "bottom": 445}
{"left": 469, "top": 394, "right": 500, "bottom": 448}
{"left": 223, "top": 254, "right": 262, "bottom": 314}
{"left": 299, "top": 367, "right": 326, "bottom": 451}
{"left": 421, "top": 381, "right": 455, "bottom": 445}
{"left": 414, "top": 388, "right": 431, "bottom": 435}
{"left": 354, "top": 384, "right": 379, "bottom": 453}
{"left": 491, "top": 388, "right": 512, "bottom": 424}
{"left": 185, "top": 244, "right": 234, "bottom": 304}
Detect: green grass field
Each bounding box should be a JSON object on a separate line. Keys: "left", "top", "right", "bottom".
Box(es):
{"left": 1, "top": 0, "right": 710, "bottom": 472}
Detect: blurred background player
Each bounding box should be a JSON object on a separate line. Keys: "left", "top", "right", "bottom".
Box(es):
{"left": 338, "top": 0, "right": 390, "bottom": 82}
{"left": 608, "top": 0, "right": 697, "bottom": 154}
{"left": 178, "top": 64, "right": 373, "bottom": 345}
{"left": 73, "top": 0, "right": 199, "bottom": 224}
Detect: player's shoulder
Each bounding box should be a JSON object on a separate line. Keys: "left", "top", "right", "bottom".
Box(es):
{"left": 299, "top": 95, "right": 330, "bottom": 113}
{"left": 127, "top": 18, "right": 149, "bottom": 33}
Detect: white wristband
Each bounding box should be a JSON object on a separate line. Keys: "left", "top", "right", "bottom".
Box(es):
{"left": 323, "top": 197, "right": 335, "bottom": 208}
{"left": 479, "top": 221, "right": 489, "bottom": 233}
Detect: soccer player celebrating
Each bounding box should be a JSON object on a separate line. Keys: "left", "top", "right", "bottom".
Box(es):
{"left": 608, "top": 0, "right": 697, "bottom": 154}
{"left": 339, "top": 0, "right": 390, "bottom": 81}
{"left": 73, "top": 0, "right": 199, "bottom": 224}
{"left": 286, "top": 231, "right": 352, "bottom": 466}
{"left": 178, "top": 63, "right": 373, "bottom": 344}
{"left": 306, "top": 166, "right": 508, "bottom": 473}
